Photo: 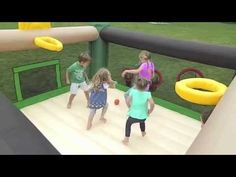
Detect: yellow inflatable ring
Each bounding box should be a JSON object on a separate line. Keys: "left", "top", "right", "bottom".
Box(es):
{"left": 175, "top": 78, "right": 227, "bottom": 105}
{"left": 34, "top": 36, "right": 63, "bottom": 52}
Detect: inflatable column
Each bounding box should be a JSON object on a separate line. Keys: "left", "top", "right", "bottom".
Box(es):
{"left": 88, "top": 23, "right": 110, "bottom": 77}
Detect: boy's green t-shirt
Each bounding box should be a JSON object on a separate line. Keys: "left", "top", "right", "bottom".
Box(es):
{"left": 67, "top": 62, "right": 85, "bottom": 83}
{"left": 127, "top": 87, "right": 152, "bottom": 119}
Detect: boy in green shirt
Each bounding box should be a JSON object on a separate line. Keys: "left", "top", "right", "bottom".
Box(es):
{"left": 66, "top": 52, "right": 91, "bottom": 108}
{"left": 122, "top": 77, "right": 155, "bottom": 145}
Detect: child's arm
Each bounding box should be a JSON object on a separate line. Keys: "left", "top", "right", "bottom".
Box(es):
{"left": 83, "top": 71, "right": 90, "bottom": 84}
{"left": 148, "top": 98, "right": 155, "bottom": 115}
{"left": 126, "top": 96, "right": 132, "bottom": 108}
{"left": 66, "top": 70, "right": 70, "bottom": 85}
{"left": 121, "top": 66, "right": 142, "bottom": 77}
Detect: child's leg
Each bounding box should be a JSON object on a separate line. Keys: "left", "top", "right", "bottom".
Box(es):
{"left": 87, "top": 109, "right": 96, "bottom": 130}
{"left": 67, "top": 94, "right": 76, "bottom": 108}
{"left": 139, "top": 120, "right": 146, "bottom": 136}
{"left": 123, "top": 117, "right": 137, "bottom": 144}
{"left": 80, "top": 81, "right": 91, "bottom": 106}
{"left": 125, "top": 117, "right": 134, "bottom": 137}
{"left": 84, "top": 91, "right": 89, "bottom": 106}
{"left": 100, "top": 103, "right": 108, "bottom": 123}
{"left": 67, "top": 83, "right": 78, "bottom": 108}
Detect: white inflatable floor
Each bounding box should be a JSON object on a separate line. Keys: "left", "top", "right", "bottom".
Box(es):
{"left": 21, "top": 88, "right": 201, "bottom": 154}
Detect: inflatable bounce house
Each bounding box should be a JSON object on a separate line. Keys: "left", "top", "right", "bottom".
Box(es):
{"left": 0, "top": 22, "right": 236, "bottom": 154}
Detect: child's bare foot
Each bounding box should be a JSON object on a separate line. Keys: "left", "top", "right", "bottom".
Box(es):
{"left": 142, "top": 131, "right": 146, "bottom": 137}
{"left": 67, "top": 103, "right": 71, "bottom": 109}
{"left": 100, "top": 117, "right": 107, "bottom": 123}
{"left": 122, "top": 137, "right": 129, "bottom": 145}
{"left": 86, "top": 122, "right": 92, "bottom": 130}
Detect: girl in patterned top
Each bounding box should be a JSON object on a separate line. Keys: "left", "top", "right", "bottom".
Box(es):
{"left": 86, "top": 68, "right": 117, "bottom": 130}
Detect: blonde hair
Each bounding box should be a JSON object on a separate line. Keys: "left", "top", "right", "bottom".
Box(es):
{"left": 139, "top": 50, "right": 151, "bottom": 60}
{"left": 78, "top": 51, "right": 91, "bottom": 63}
{"left": 92, "top": 68, "right": 111, "bottom": 91}
{"left": 135, "top": 77, "right": 149, "bottom": 91}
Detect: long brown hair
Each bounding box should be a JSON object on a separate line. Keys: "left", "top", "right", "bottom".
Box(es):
{"left": 92, "top": 68, "right": 111, "bottom": 91}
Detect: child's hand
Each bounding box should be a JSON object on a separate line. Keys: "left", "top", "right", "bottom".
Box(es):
{"left": 121, "top": 71, "right": 126, "bottom": 77}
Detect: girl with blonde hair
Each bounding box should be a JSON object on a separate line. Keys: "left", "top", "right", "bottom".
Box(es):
{"left": 87, "top": 68, "right": 116, "bottom": 130}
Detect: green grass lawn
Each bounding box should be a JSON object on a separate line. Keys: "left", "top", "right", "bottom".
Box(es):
{"left": 0, "top": 22, "right": 235, "bottom": 113}
{"left": 2, "top": 22, "right": 236, "bottom": 46}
